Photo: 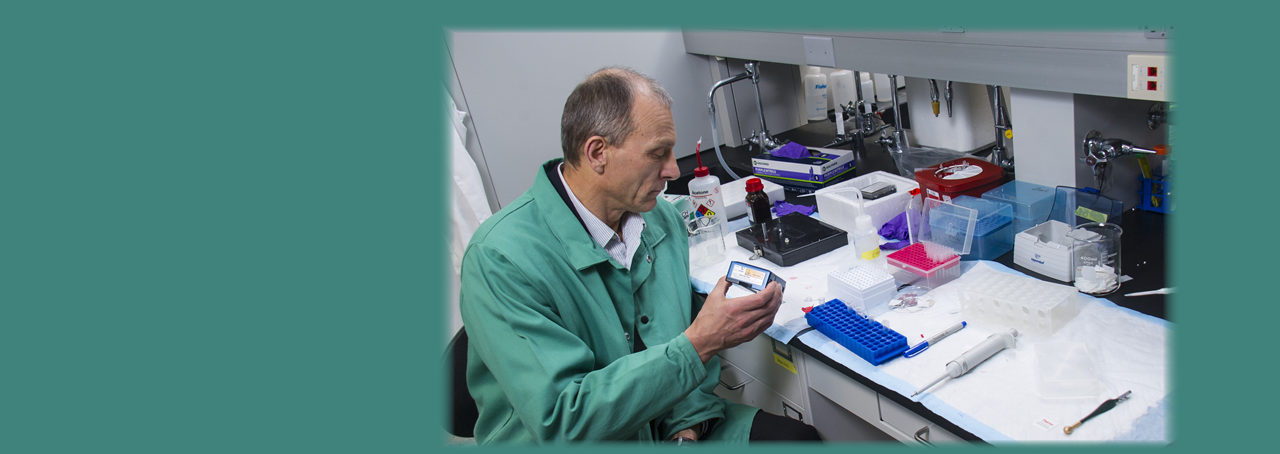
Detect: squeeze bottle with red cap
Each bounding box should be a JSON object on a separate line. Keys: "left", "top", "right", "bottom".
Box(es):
{"left": 745, "top": 178, "right": 773, "bottom": 227}
{"left": 688, "top": 139, "right": 726, "bottom": 266}
{"left": 688, "top": 166, "right": 725, "bottom": 233}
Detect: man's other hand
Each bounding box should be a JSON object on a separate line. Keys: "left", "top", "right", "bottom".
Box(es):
{"left": 684, "top": 277, "right": 784, "bottom": 363}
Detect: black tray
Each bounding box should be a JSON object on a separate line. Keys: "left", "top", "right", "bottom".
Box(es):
{"left": 734, "top": 213, "right": 849, "bottom": 267}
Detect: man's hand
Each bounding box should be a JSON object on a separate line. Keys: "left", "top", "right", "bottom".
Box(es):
{"left": 684, "top": 277, "right": 784, "bottom": 363}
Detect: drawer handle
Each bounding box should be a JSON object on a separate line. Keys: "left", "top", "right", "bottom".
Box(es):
{"left": 914, "top": 426, "right": 934, "bottom": 446}
{"left": 719, "top": 377, "right": 754, "bottom": 390}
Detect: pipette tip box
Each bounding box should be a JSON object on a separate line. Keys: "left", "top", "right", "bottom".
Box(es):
{"left": 981, "top": 180, "right": 1056, "bottom": 233}
{"left": 828, "top": 265, "right": 897, "bottom": 315}
{"left": 886, "top": 242, "right": 961, "bottom": 289}
{"left": 805, "top": 300, "right": 908, "bottom": 365}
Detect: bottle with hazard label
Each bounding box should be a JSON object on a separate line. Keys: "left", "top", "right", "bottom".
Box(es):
{"left": 688, "top": 151, "right": 726, "bottom": 267}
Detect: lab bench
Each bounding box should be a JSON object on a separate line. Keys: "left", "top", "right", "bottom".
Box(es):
{"left": 680, "top": 120, "right": 1169, "bottom": 444}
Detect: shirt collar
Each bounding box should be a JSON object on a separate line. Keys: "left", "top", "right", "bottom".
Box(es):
{"left": 557, "top": 163, "right": 645, "bottom": 251}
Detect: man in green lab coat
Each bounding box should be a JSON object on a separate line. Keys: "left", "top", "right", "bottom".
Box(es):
{"left": 459, "top": 67, "right": 819, "bottom": 444}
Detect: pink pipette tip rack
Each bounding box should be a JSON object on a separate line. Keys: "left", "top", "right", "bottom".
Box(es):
{"left": 887, "top": 242, "right": 960, "bottom": 278}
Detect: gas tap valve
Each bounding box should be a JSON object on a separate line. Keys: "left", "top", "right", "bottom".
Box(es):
{"left": 1081, "top": 130, "right": 1168, "bottom": 167}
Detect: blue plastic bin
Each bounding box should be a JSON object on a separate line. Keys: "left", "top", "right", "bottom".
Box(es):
{"left": 934, "top": 196, "right": 1013, "bottom": 260}
{"left": 982, "top": 180, "right": 1056, "bottom": 233}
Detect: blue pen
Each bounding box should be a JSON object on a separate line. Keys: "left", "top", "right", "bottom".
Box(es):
{"left": 903, "top": 321, "right": 966, "bottom": 358}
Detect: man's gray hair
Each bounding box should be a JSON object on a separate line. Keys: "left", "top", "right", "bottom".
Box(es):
{"left": 560, "top": 66, "right": 673, "bottom": 167}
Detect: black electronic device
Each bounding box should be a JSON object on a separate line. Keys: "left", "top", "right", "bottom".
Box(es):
{"left": 725, "top": 261, "right": 787, "bottom": 293}
{"left": 734, "top": 212, "right": 849, "bottom": 267}
{"left": 861, "top": 181, "right": 897, "bottom": 200}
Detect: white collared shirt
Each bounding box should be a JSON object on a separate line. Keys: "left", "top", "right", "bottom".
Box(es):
{"left": 558, "top": 163, "right": 646, "bottom": 269}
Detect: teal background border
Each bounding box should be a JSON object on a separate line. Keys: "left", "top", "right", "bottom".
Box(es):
{"left": 1, "top": 0, "right": 1261, "bottom": 451}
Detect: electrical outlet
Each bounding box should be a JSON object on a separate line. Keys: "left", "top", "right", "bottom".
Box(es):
{"left": 1127, "top": 54, "right": 1170, "bottom": 101}
{"left": 803, "top": 36, "right": 836, "bottom": 67}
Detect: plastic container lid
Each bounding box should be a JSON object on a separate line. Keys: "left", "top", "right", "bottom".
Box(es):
{"left": 918, "top": 198, "right": 977, "bottom": 255}
{"left": 745, "top": 178, "right": 763, "bottom": 192}
{"left": 693, "top": 166, "right": 710, "bottom": 178}
{"left": 981, "top": 180, "right": 1056, "bottom": 222}
{"left": 1048, "top": 186, "right": 1125, "bottom": 227}
{"left": 914, "top": 157, "right": 1004, "bottom": 194}
{"left": 1035, "top": 342, "right": 1100, "bottom": 399}
{"left": 946, "top": 195, "right": 1013, "bottom": 236}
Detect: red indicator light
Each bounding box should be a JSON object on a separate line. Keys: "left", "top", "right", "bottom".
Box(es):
{"left": 1147, "top": 81, "right": 1158, "bottom": 91}
{"left": 1147, "top": 67, "right": 1158, "bottom": 77}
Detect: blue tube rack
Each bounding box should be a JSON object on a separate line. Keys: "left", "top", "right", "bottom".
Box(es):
{"left": 1137, "top": 175, "right": 1171, "bottom": 213}
{"left": 805, "top": 300, "right": 909, "bottom": 365}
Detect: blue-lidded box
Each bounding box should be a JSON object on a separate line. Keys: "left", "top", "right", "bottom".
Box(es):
{"left": 935, "top": 195, "right": 1013, "bottom": 260}
{"left": 805, "top": 300, "right": 908, "bottom": 365}
{"left": 981, "top": 180, "right": 1056, "bottom": 233}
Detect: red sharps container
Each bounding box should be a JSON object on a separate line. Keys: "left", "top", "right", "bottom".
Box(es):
{"left": 914, "top": 157, "right": 1004, "bottom": 202}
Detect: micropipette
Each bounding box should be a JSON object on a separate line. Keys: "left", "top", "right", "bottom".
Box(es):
{"left": 910, "top": 329, "right": 1017, "bottom": 397}
{"left": 903, "top": 321, "right": 966, "bottom": 358}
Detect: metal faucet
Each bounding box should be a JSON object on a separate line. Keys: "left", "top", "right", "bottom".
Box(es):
{"left": 1080, "top": 129, "right": 1167, "bottom": 189}
{"left": 944, "top": 81, "right": 953, "bottom": 118}
{"left": 986, "top": 85, "right": 1014, "bottom": 172}
{"left": 1147, "top": 102, "right": 1169, "bottom": 129}
{"left": 828, "top": 70, "right": 890, "bottom": 151}
{"left": 707, "top": 61, "right": 784, "bottom": 156}
{"left": 1081, "top": 130, "right": 1163, "bottom": 166}
{"left": 741, "top": 62, "right": 785, "bottom": 152}
{"left": 878, "top": 74, "right": 910, "bottom": 155}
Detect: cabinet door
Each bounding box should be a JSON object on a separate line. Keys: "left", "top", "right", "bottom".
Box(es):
{"left": 877, "top": 394, "right": 964, "bottom": 444}
{"left": 805, "top": 354, "right": 881, "bottom": 423}
{"left": 715, "top": 359, "right": 806, "bottom": 423}
{"left": 806, "top": 387, "right": 897, "bottom": 441}
{"left": 716, "top": 333, "right": 806, "bottom": 406}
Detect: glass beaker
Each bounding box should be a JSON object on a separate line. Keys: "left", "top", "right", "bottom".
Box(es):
{"left": 1069, "top": 222, "right": 1123, "bottom": 295}
{"left": 688, "top": 217, "right": 726, "bottom": 268}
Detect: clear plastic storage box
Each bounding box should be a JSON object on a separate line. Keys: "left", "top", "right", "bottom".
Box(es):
{"left": 939, "top": 196, "right": 1013, "bottom": 260}
{"left": 981, "top": 180, "right": 1056, "bottom": 233}
{"left": 958, "top": 269, "right": 1079, "bottom": 336}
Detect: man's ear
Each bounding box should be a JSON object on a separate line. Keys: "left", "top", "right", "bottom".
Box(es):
{"left": 582, "top": 135, "right": 609, "bottom": 174}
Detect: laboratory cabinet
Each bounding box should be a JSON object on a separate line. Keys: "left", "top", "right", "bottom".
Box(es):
{"left": 716, "top": 333, "right": 808, "bottom": 406}
{"left": 713, "top": 334, "right": 810, "bottom": 423}
{"left": 714, "top": 332, "right": 966, "bottom": 443}
{"left": 714, "top": 358, "right": 807, "bottom": 423}
{"left": 805, "top": 349, "right": 964, "bottom": 444}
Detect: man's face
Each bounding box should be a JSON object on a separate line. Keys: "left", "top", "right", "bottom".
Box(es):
{"left": 600, "top": 94, "right": 679, "bottom": 213}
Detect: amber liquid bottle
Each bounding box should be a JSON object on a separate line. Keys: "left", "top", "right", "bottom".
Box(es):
{"left": 745, "top": 178, "right": 772, "bottom": 228}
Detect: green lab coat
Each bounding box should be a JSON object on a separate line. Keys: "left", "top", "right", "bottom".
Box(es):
{"left": 459, "top": 159, "right": 758, "bottom": 444}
